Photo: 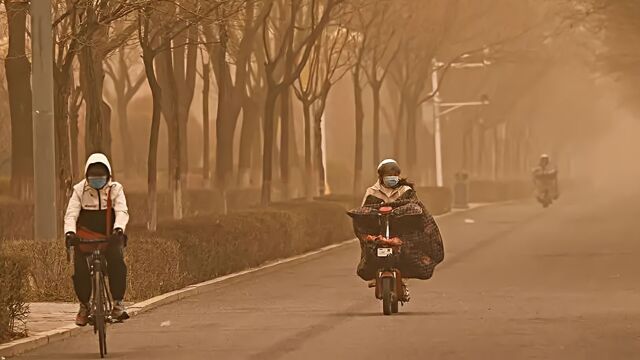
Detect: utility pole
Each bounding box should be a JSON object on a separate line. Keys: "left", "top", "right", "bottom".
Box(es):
{"left": 430, "top": 50, "right": 491, "bottom": 187}
{"left": 31, "top": 0, "right": 57, "bottom": 239}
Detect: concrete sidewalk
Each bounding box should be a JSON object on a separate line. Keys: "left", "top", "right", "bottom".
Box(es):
{"left": 24, "top": 303, "right": 76, "bottom": 337}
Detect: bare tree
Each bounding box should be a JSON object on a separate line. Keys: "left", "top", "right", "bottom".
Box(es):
{"left": 294, "top": 22, "right": 351, "bottom": 198}
{"left": 200, "top": 50, "right": 212, "bottom": 187}
{"left": 260, "top": 0, "right": 344, "bottom": 205}
{"left": 361, "top": 0, "right": 399, "bottom": 169}
{"left": 203, "top": 0, "right": 263, "bottom": 200}
{"left": 238, "top": 46, "right": 267, "bottom": 187}
{"left": 138, "top": 6, "right": 163, "bottom": 231}
{"left": 105, "top": 44, "right": 146, "bottom": 177}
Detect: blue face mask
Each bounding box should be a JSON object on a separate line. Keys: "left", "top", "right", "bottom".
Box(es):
{"left": 87, "top": 176, "right": 108, "bottom": 190}
{"left": 383, "top": 176, "right": 400, "bottom": 188}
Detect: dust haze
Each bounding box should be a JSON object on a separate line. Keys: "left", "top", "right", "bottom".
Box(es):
{"left": 3, "top": 1, "right": 640, "bottom": 358}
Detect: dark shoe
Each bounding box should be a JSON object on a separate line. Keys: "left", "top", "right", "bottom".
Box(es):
{"left": 111, "top": 300, "right": 126, "bottom": 320}
{"left": 75, "top": 303, "right": 90, "bottom": 327}
{"left": 400, "top": 282, "right": 410, "bottom": 302}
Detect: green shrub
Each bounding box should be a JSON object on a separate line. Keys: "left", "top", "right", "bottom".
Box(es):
{"left": 0, "top": 252, "right": 29, "bottom": 342}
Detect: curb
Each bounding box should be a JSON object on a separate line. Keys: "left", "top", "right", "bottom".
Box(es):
{"left": 0, "top": 202, "right": 499, "bottom": 358}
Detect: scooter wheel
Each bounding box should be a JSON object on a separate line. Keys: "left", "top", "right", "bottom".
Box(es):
{"left": 381, "top": 278, "right": 393, "bottom": 315}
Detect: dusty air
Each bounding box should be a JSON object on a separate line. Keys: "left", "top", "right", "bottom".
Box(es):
{"left": 0, "top": 1, "right": 638, "bottom": 359}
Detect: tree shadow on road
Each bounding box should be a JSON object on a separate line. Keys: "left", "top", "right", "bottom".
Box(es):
{"left": 331, "top": 311, "right": 453, "bottom": 317}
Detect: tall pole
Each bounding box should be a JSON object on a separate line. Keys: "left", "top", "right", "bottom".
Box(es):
{"left": 431, "top": 59, "right": 444, "bottom": 188}
{"left": 31, "top": 0, "right": 58, "bottom": 239}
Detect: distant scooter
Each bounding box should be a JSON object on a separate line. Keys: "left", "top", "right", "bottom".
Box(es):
{"left": 537, "top": 188, "right": 553, "bottom": 208}
{"left": 535, "top": 172, "right": 558, "bottom": 208}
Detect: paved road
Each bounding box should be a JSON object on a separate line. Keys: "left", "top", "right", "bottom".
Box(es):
{"left": 18, "top": 193, "right": 640, "bottom": 359}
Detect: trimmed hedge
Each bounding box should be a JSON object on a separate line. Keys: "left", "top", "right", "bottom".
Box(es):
{"left": 0, "top": 252, "right": 29, "bottom": 342}
{"left": 1, "top": 200, "right": 352, "bottom": 303}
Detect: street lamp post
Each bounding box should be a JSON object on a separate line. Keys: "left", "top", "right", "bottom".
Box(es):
{"left": 31, "top": 0, "right": 57, "bottom": 239}
{"left": 431, "top": 54, "right": 490, "bottom": 187}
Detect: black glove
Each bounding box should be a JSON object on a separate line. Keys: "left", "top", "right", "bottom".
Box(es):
{"left": 65, "top": 232, "right": 77, "bottom": 248}
{"left": 111, "top": 228, "right": 127, "bottom": 247}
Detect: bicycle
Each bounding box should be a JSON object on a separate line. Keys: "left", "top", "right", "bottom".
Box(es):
{"left": 67, "top": 237, "right": 124, "bottom": 358}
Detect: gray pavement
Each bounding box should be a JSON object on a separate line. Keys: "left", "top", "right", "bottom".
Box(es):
{"left": 16, "top": 193, "right": 640, "bottom": 359}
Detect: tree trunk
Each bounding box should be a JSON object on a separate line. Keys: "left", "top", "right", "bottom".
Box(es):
{"left": 4, "top": 0, "right": 33, "bottom": 200}
{"left": 213, "top": 70, "right": 234, "bottom": 195}
{"left": 202, "top": 63, "right": 211, "bottom": 187}
{"left": 372, "top": 83, "right": 381, "bottom": 167}
{"left": 174, "top": 25, "right": 198, "bottom": 179}
{"left": 393, "top": 93, "right": 406, "bottom": 162}
{"left": 279, "top": 87, "right": 291, "bottom": 199}
{"left": 250, "top": 122, "right": 262, "bottom": 186}
{"left": 142, "top": 48, "right": 162, "bottom": 232}
{"left": 303, "top": 101, "right": 313, "bottom": 200}
{"left": 79, "top": 39, "right": 109, "bottom": 156}
{"left": 352, "top": 70, "right": 364, "bottom": 196}
{"left": 157, "top": 41, "right": 183, "bottom": 220}
{"left": 52, "top": 71, "right": 73, "bottom": 225}
{"left": 261, "top": 91, "right": 278, "bottom": 205}
{"left": 314, "top": 96, "right": 329, "bottom": 197}
{"left": 68, "top": 84, "right": 82, "bottom": 180}
{"left": 69, "top": 99, "right": 80, "bottom": 180}
{"left": 116, "top": 92, "right": 135, "bottom": 177}
{"left": 238, "top": 98, "right": 259, "bottom": 187}
{"left": 405, "top": 99, "right": 418, "bottom": 175}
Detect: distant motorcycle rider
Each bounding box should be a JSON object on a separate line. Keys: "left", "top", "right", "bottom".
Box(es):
{"left": 532, "top": 154, "right": 559, "bottom": 201}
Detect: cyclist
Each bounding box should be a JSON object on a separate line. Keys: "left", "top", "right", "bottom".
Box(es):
{"left": 64, "top": 153, "right": 129, "bottom": 326}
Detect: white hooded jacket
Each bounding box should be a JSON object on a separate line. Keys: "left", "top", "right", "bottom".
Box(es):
{"left": 63, "top": 153, "right": 129, "bottom": 234}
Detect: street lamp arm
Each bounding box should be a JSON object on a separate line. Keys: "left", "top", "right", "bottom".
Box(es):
{"left": 439, "top": 102, "right": 487, "bottom": 117}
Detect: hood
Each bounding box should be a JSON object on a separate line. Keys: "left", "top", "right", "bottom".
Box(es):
{"left": 84, "top": 153, "right": 112, "bottom": 177}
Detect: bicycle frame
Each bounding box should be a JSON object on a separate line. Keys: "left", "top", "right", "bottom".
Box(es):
{"left": 87, "top": 249, "right": 113, "bottom": 325}
{"left": 68, "top": 238, "right": 113, "bottom": 357}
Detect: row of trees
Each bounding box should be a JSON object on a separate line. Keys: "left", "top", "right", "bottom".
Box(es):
{"left": 1, "top": 0, "right": 614, "bottom": 231}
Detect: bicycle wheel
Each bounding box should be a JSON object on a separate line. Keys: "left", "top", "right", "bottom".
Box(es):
{"left": 94, "top": 270, "right": 107, "bottom": 358}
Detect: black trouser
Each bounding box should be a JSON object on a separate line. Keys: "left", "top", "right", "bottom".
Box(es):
{"left": 73, "top": 245, "right": 127, "bottom": 303}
